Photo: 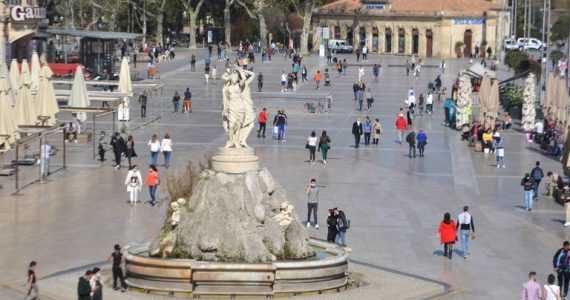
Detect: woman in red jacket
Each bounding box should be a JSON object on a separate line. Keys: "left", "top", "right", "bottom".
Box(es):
{"left": 395, "top": 115, "right": 408, "bottom": 144}
{"left": 438, "top": 212, "right": 457, "bottom": 259}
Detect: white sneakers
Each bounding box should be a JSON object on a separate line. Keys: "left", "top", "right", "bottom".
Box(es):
{"left": 315, "top": 224, "right": 320, "bottom": 229}
{"left": 564, "top": 222, "right": 570, "bottom": 227}
{"left": 306, "top": 222, "right": 310, "bottom": 227}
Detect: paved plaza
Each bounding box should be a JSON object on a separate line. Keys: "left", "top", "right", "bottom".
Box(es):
{"left": 0, "top": 49, "right": 568, "bottom": 299}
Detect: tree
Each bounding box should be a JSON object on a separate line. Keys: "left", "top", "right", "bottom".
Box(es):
{"left": 551, "top": 14, "right": 570, "bottom": 42}
{"left": 236, "top": 0, "right": 268, "bottom": 46}
{"left": 521, "top": 73, "right": 536, "bottom": 132}
{"left": 456, "top": 74, "right": 473, "bottom": 129}
{"left": 224, "top": 0, "right": 236, "bottom": 46}
{"left": 183, "top": 0, "right": 206, "bottom": 49}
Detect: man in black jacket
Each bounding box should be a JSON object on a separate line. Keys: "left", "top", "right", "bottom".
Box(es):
{"left": 77, "top": 270, "right": 92, "bottom": 300}
{"left": 334, "top": 207, "right": 348, "bottom": 246}
{"left": 352, "top": 118, "right": 363, "bottom": 148}
{"left": 553, "top": 241, "right": 570, "bottom": 298}
{"left": 406, "top": 130, "right": 416, "bottom": 158}
{"left": 530, "top": 161, "right": 544, "bottom": 200}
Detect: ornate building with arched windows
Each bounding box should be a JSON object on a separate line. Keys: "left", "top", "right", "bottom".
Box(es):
{"left": 312, "top": 0, "right": 510, "bottom": 59}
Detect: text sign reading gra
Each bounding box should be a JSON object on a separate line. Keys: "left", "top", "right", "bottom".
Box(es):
{"left": 453, "top": 19, "right": 486, "bottom": 25}
{"left": 10, "top": 6, "right": 46, "bottom": 21}
{"left": 365, "top": 4, "right": 385, "bottom": 10}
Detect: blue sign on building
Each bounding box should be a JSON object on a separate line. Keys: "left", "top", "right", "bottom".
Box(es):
{"left": 453, "top": 19, "right": 486, "bottom": 25}
{"left": 365, "top": 4, "right": 385, "bottom": 10}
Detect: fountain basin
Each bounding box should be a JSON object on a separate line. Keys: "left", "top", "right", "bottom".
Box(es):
{"left": 124, "top": 239, "right": 349, "bottom": 297}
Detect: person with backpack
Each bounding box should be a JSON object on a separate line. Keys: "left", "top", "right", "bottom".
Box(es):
{"left": 326, "top": 209, "right": 337, "bottom": 243}
{"left": 406, "top": 130, "right": 417, "bottom": 158}
{"left": 521, "top": 173, "right": 536, "bottom": 212}
{"left": 124, "top": 165, "right": 142, "bottom": 206}
{"left": 553, "top": 241, "right": 570, "bottom": 298}
{"left": 334, "top": 207, "right": 348, "bottom": 247}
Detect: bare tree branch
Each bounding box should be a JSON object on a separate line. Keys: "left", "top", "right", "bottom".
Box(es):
{"left": 236, "top": 0, "right": 258, "bottom": 19}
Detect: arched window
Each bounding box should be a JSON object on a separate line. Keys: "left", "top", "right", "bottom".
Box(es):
{"left": 334, "top": 26, "right": 341, "bottom": 39}
{"left": 385, "top": 28, "right": 392, "bottom": 53}
{"left": 372, "top": 27, "right": 379, "bottom": 52}
{"left": 464, "top": 29, "right": 473, "bottom": 57}
{"left": 426, "top": 30, "right": 433, "bottom": 57}
{"left": 398, "top": 28, "right": 405, "bottom": 53}
{"left": 412, "top": 29, "right": 419, "bottom": 54}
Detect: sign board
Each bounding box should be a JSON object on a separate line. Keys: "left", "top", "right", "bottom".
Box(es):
{"left": 10, "top": 6, "right": 46, "bottom": 21}
{"left": 207, "top": 30, "right": 212, "bottom": 43}
{"left": 453, "top": 19, "right": 486, "bottom": 25}
{"left": 365, "top": 4, "right": 385, "bottom": 10}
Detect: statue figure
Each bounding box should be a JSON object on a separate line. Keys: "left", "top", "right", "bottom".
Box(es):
{"left": 221, "top": 68, "right": 257, "bottom": 148}
{"left": 272, "top": 201, "right": 295, "bottom": 227}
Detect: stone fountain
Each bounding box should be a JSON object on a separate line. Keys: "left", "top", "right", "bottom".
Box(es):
{"left": 124, "top": 68, "right": 349, "bottom": 297}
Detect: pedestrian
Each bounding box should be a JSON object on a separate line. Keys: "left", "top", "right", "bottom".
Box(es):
{"left": 110, "top": 132, "right": 126, "bottom": 170}
{"left": 521, "top": 173, "right": 535, "bottom": 211}
{"left": 190, "top": 54, "right": 196, "bottom": 71}
{"left": 418, "top": 93, "right": 424, "bottom": 116}
{"left": 145, "top": 165, "right": 160, "bottom": 206}
{"left": 395, "top": 114, "right": 407, "bottom": 144}
{"left": 26, "top": 261, "right": 38, "bottom": 300}
{"left": 544, "top": 273, "right": 562, "bottom": 300}
{"left": 363, "top": 116, "right": 373, "bottom": 146}
{"left": 307, "top": 131, "right": 318, "bottom": 164}
{"left": 258, "top": 72, "right": 263, "bottom": 92}
{"left": 326, "top": 209, "right": 337, "bottom": 243}
{"left": 125, "top": 135, "right": 137, "bottom": 168}
{"left": 416, "top": 128, "right": 427, "bottom": 157}
{"left": 172, "top": 91, "right": 181, "bottom": 113}
{"left": 125, "top": 165, "right": 142, "bottom": 206}
{"left": 301, "top": 65, "right": 308, "bottom": 82}
{"left": 372, "top": 119, "right": 382, "bottom": 145}
{"left": 314, "top": 70, "right": 321, "bottom": 90}
{"left": 334, "top": 207, "right": 348, "bottom": 246}
{"left": 336, "top": 61, "right": 343, "bottom": 78}
{"left": 98, "top": 131, "right": 107, "bottom": 162}
{"left": 405, "top": 60, "right": 411, "bottom": 76}
{"left": 133, "top": 52, "right": 137, "bottom": 68}
{"left": 305, "top": 179, "right": 319, "bottom": 229}
{"left": 426, "top": 91, "right": 433, "bottom": 114}
{"left": 183, "top": 87, "right": 192, "bottom": 114}
{"left": 352, "top": 81, "right": 360, "bottom": 101}
{"left": 258, "top": 108, "right": 267, "bottom": 138}
{"left": 148, "top": 134, "right": 161, "bottom": 166}
{"left": 494, "top": 137, "right": 505, "bottom": 168}
{"left": 352, "top": 117, "right": 363, "bottom": 148}
{"left": 406, "top": 108, "right": 414, "bottom": 127}
{"left": 40, "top": 141, "right": 51, "bottom": 178}
{"left": 280, "top": 71, "right": 287, "bottom": 92}
{"left": 324, "top": 68, "right": 331, "bottom": 87}
{"left": 440, "top": 60, "right": 446, "bottom": 74}
{"left": 77, "top": 270, "right": 92, "bottom": 300}
{"left": 161, "top": 133, "right": 173, "bottom": 168}
{"left": 358, "top": 66, "right": 365, "bottom": 82}
{"left": 373, "top": 64, "right": 379, "bottom": 83}
{"left": 406, "top": 130, "right": 416, "bottom": 158}
{"left": 318, "top": 130, "right": 331, "bottom": 164}
{"left": 553, "top": 241, "right": 570, "bottom": 297}
{"left": 211, "top": 65, "right": 217, "bottom": 84}
{"left": 521, "top": 271, "right": 543, "bottom": 300}
{"left": 326, "top": 49, "right": 332, "bottom": 63}
{"left": 355, "top": 47, "right": 361, "bottom": 61}
{"left": 138, "top": 91, "right": 148, "bottom": 118}
{"left": 438, "top": 212, "right": 457, "bottom": 259}
{"left": 457, "top": 206, "right": 475, "bottom": 258}
{"left": 357, "top": 83, "right": 365, "bottom": 110}
{"left": 362, "top": 45, "right": 368, "bottom": 62}
{"left": 273, "top": 109, "right": 287, "bottom": 140}
{"left": 530, "top": 161, "right": 544, "bottom": 200}
{"left": 204, "top": 64, "right": 210, "bottom": 85}
{"left": 342, "top": 58, "right": 347, "bottom": 75}
{"left": 108, "top": 244, "right": 127, "bottom": 292}
{"left": 364, "top": 87, "right": 373, "bottom": 110}
{"left": 90, "top": 267, "right": 103, "bottom": 300}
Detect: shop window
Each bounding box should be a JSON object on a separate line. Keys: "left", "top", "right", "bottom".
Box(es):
{"left": 398, "top": 28, "right": 405, "bottom": 53}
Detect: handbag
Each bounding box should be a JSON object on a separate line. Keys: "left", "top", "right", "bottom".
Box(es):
{"left": 375, "top": 129, "right": 381, "bottom": 134}
{"left": 305, "top": 143, "right": 309, "bottom": 149}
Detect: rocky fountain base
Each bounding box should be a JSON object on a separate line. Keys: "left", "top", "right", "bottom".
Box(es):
{"left": 125, "top": 149, "right": 349, "bottom": 297}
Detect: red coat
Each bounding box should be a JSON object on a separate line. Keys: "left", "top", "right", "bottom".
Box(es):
{"left": 395, "top": 117, "right": 407, "bottom": 130}
{"left": 438, "top": 221, "right": 457, "bottom": 243}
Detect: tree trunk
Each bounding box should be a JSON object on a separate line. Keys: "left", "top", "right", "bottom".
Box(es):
{"left": 258, "top": 13, "right": 267, "bottom": 46}
{"left": 300, "top": 2, "right": 314, "bottom": 55}
{"left": 224, "top": 0, "right": 232, "bottom": 46}
{"left": 108, "top": 11, "right": 117, "bottom": 32}
{"left": 188, "top": 12, "right": 198, "bottom": 49}
{"left": 156, "top": 10, "right": 164, "bottom": 47}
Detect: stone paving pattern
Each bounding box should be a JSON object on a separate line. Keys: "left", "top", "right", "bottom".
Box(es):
{"left": 0, "top": 48, "right": 567, "bottom": 299}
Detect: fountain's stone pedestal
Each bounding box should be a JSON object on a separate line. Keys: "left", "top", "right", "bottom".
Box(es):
{"left": 210, "top": 147, "right": 260, "bottom": 173}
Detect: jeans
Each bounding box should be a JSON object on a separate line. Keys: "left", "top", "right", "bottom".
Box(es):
{"left": 354, "top": 134, "right": 361, "bottom": 148}
{"left": 336, "top": 231, "right": 346, "bottom": 246}
{"left": 112, "top": 266, "right": 127, "bottom": 289}
{"left": 397, "top": 130, "right": 404, "bottom": 143}
{"left": 307, "top": 203, "right": 318, "bottom": 224}
{"left": 408, "top": 145, "right": 416, "bottom": 157}
{"left": 308, "top": 146, "right": 316, "bottom": 162}
{"left": 418, "top": 142, "right": 425, "bottom": 156}
{"left": 358, "top": 100, "right": 363, "bottom": 110}
{"left": 533, "top": 179, "right": 541, "bottom": 198}
{"left": 258, "top": 122, "right": 266, "bottom": 137}
{"left": 114, "top": 151, "right": 122, "bottom": 167}
{"left": 163, "top": 151, "right": 172, "bottom": 167}
{"left": 150, "top": 151, "right": 159, "bottom": 166}
{"left": 524, "top": 190, "right": 534, "bottom": 209}
{"left": 558, "top": 270, "right": 570, "bottom": 297}
{"left": 173, "top": 102, "right": 179, "bottom": 112}
{"left": 364, "top": 132, "right": 371, "bottom": 145}
{"left": 496, "top": 156, "right": 505, "bottom": 166}
{"left": 460, "top": 229, "right": 470, "bottom": 256}
{"left": 149, "top": 185, "right": 158, "bottom": 202}
{"left": 277, "top": 124, "right": 285, "bottom": 140}
{"left": 40, "top": 157, "right": 50, "bottom": 177}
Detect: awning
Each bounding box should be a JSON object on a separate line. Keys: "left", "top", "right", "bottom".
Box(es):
{"left": 45, "top": 29, "right": 143, "bottom": 40}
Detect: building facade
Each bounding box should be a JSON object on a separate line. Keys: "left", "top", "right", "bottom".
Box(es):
{"left": 1, "top": 0, "right": 48, "bottom": 63}
{"left": 312, "top": 0, "right": 510, "bottom": 59}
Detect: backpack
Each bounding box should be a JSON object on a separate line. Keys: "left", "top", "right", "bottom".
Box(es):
{"left": 531, "top": 167, "right": 543, "bottom": 181}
